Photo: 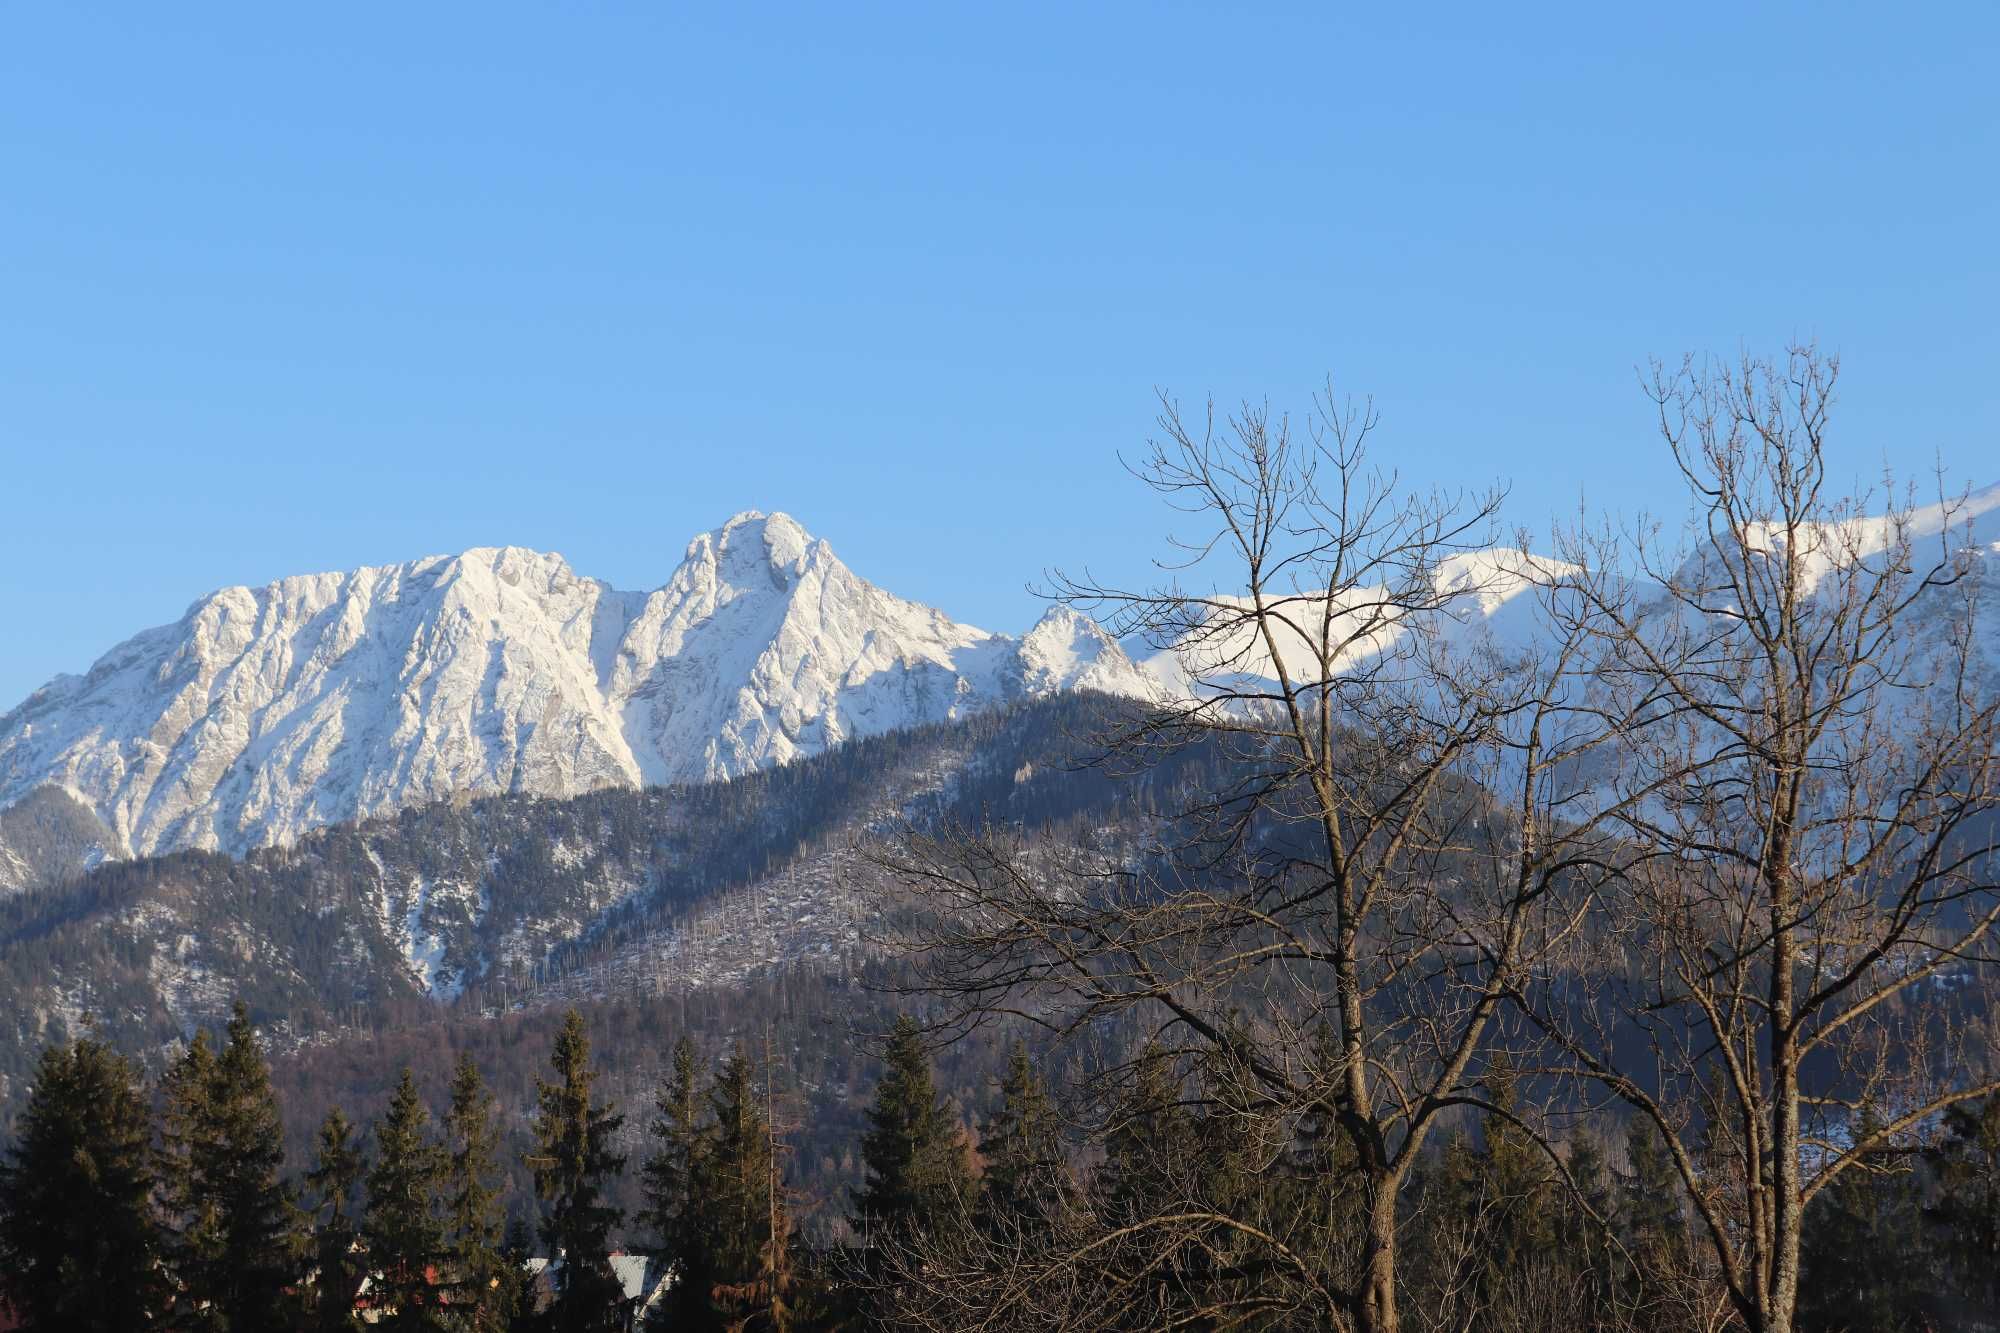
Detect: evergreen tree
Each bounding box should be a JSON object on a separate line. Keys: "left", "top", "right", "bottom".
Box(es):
{"left": 1555, "top": 1129, "right": 1620, "bottom": 1318}
{"left": 1476, "top": 1056, "right": 1554, "bottom": 1281}
{"left": 1927, "top": 1096, "right": 2000, "bottom": 1320}
{"left": 852, "top": 1016, "right": 971, "bottom": 1245}
{"left": 639, "top": 1036, "right": 713, "bottom": 1329}
{"left": 975, "top": 1042, "right": 1072, "bottom": 1240}
{"left": 306, "top": 1106, "right": 367, "bottom": 1332}
{"left": 1090, "top": 1045, "right": 1206, "bottom": 1330}
{"left": 157, "top": 1003, "right": 300, "bottom": 1331}
{"left": 1797, "top": 1118, "right": 1928, "bottom": 1333}
{"left": 1621, "top": 1115, "right": 1691, "bottom": 1318}
{"left": 499, "top": 1215, "right": 537, "bottom": 1326}
{"left": 707, "top": 1043, "right": 791, "bottom": 1332}
{"left": 1190, "top": 1040, "right": 1297, "bottom": 1316}
{"left": 156, "top": 1027, "right": 220, "bottom": 1330}
{"left": 1094, "top": 1045, "right": 1197, "bottom": 1226}
{"left": 1403, "top": 1125, "right": 1487, "bottom": 1315}
{"left": 529, "top": 1009, "right": 627, "bottom": 1333}
{"left": 440, "top": 1053, "right": 510, "bottom": 1330}
{"left": 364, "top": 1068, "right": 446, "bottom": 1330}
{"left": 0, "top": 1037, "right": 162, "bottom": 1331}
{"left": 1405, "top": 1061, "right": 1569, "bottom": 1321}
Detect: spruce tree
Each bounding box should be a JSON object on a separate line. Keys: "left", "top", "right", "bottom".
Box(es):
{"left": 1193, "top": 1034, "right": 1296, "bottom": 1296}
{"left": 707, "top": 1043, "right": 792, "bottom": 1332}
{"left": 1091, "top": 1046, "right": 1204, "bottom": 1330}
{"left": 1427, "top": 1128, "right": 1486, "bottom": 1226}
{"left": 440, "top": 1053, "right": 509, "bottom": 1330}
{"left": 1476, "top": 1056, "right": 1554, "bottom": 1282}
{"left": 499, "top": 1215, "right": 537, "bottom": 1324}
{"left": 158, "top": 1003, "right": 299, "bottom": 1331}
{"left": 852, "top": 1016, "right": 971, "bottom": 1245}
{"left": 156, "top": 1027, "right": 219, "bottom": 1330}
{"left": 639, "top": 1036, "right": 712, "bottom": 1328}
{"left": 1621, "top": 1114, "right": 1690, "bottom": 1315}
{"left": 364, "top": 1068, "right": 446, "bottom": 1330}
{"left": 1095, "top": 1045, "right": 1197, "bottom": 1226}
{"left": 1286, "top": 1037, "right": 1365, "bottom": 1275}
{"left": 1797, "top": 1139, "right": 1928, "bottom": 1333}
{"left": 709, "top": 1045, "right": 775, "bottom": 1283}
{"left": 1927, "top": 1096, "right": 2000, "bottom": 1317}
{"left": 1403, "top": 1060, "right": 1563, "bottom": 1319}
{"left": 0, "top": 1037, "right": 162, "bottom": 1331}
{"left": 975, "top": 1042, "right": 1072, "bottom": 1240}
{"left": 530, "top": 1009, "right": 627, "bottom": 1333}
{"left": 1555, "top": 1129, "right": 1619, "bottom": 1318}
{"left": 306, "top": 1106, "right": 367, "bottom": 1332}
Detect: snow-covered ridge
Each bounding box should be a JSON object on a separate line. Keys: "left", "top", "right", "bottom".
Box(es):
{"left": 0, "top": 512, "right": 1161, "bottom": 859}
{"left": 14, "top": 487, "right": 1995, "bottom": 869}
{"left": 1128, "top": 545, "right": 1584, "bottom": 697}
{"left": 1130, "top": 482, "right": 2000, "bottom": 696}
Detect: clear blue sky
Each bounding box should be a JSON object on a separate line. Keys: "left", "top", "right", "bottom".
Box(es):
{"left": 2, "top": 5, "right": 1995, "bottom": 705}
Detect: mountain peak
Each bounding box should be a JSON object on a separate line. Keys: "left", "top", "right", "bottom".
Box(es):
{"left": 1015, "top": 604, "right": 1163, "bottom": 700}
{"left": 0, "top": 517, "right": 1157, "bottom": 861}
{"left": 683, "top": 510, "right": 828, "bottom": 582}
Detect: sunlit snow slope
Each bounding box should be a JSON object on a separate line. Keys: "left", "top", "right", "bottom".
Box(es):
{"left": 0, "top": 512, "right": 1161, "bottom": 857}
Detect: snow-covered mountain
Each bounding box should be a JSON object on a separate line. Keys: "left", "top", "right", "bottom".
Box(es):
{"left": 11, "top": 485, "right": 1996, "bottom": 871}
{"left": 0, "top": 512, "right": 1161, "bottom": 859}
{"left": 1133, "top": 481, "right": 2000, "bottom": 697}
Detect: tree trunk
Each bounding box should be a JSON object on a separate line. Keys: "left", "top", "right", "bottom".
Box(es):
{"left": 1765, "top": 784, "right": 1802, "bottom": 1333}
{"left": 1359, "top": 1179, "right": 1399, "bottom": 1333}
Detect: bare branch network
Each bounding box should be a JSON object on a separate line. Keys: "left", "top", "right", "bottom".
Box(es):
{"left": 863, "top": 350, "right": 2000, "bottom": 1333}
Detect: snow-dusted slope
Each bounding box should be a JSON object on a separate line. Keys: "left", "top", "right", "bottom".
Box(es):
{"left": 0, "top": 786, "right": 113, "bottom": 893}
{"left": 0, "top": 512, "right": 1160, "bottom": 858}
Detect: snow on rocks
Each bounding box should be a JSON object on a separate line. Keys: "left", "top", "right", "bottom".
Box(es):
{"left": 0, "top": 513, "right": 1162, "bottom": 861}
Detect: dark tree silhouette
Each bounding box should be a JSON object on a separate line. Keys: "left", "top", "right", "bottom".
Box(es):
{"left": 0, "top": 1037, "right": 162, "bottom": 1331}
{"left": 530, "top": 1009, "right": 627, "bottom": 1332}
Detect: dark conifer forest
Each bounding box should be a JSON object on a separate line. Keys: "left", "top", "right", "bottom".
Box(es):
{"left": 4, "top": 993, "right": 1998, "bottom": 1331}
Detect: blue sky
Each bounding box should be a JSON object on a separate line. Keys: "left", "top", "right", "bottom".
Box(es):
{"left": 2, "top": 4, "right": 1995, "bottom": 705}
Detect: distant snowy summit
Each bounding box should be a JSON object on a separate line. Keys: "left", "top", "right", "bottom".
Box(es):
{"left": 13, "top": 485, "right": 2000, "bottom": 869}
{"left": 0, "top": 512, "right": 1163, "bottom": 859}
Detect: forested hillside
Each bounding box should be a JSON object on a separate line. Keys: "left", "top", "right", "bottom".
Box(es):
{"left": 0, "top": 690, "right": 1212, "bottom": 1112}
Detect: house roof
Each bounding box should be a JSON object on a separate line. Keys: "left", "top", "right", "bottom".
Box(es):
{"left": 526, "top": 1252, "right": 674, "bottom": 1306}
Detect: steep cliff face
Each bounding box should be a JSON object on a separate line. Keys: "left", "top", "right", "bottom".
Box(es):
{"left": 0, "top": 512, "right": 1160, "bottom": 859}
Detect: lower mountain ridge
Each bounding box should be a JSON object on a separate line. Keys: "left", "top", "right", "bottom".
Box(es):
{"left": 0, "top": 692, "right": 1213, "bottom": 1110}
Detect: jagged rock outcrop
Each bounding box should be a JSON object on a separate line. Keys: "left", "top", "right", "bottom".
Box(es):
{"left": 0, "top": 512, "right": 1160, "bottom": 859}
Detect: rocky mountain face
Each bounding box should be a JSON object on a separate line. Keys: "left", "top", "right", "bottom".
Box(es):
{"left": 0, "top": 512, "right": 1161, "bottom": 861}
{"left": 12, "top": 484, "right": 2000, "bottom": 877}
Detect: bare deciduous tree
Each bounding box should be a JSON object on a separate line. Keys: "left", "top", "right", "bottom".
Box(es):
{"left": 1519, "top": 345, "right": 2000, "bottom": 1332}
{"left": 873, "top": 388, "right": 1617, "bottom": 1332}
